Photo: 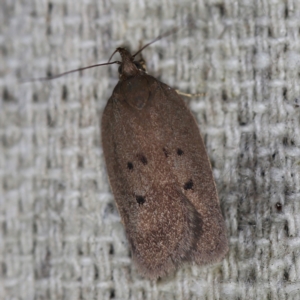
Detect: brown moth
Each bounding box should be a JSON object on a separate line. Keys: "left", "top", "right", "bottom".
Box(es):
{"left": 101, "top": 46, "right": 228, "bottom": 279}
{"left": 26, "top": 32, "right": 228, "bottom": 280}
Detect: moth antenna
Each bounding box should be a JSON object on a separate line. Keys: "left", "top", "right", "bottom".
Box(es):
{"left": 132, "top": 27, "right": 178, "bottom": 58}
{"left": 108, "top": 48, "right": 121, "bottom": 63}
{"left": 21, "top": 61, "right": 121, "bottom": 83}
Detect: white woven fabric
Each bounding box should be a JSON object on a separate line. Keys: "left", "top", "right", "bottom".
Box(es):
{"left": 1, "top": 0, "right": 300, "bottom": 299}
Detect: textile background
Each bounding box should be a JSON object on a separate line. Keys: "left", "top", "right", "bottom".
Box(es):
{"left": 1, "top": 0, "right": 300, "bottom": 299}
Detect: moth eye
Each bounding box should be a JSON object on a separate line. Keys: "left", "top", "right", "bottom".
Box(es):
{"left": 127, "top": 162, "right": 134, "bottom": 170}
{"left": 184, "top": 179, "right": 194, "bottom": 190}
{"left": 136, "top": 195, "right": 146, "bottom": 205}
{"left": 177, "top": 148, "right": 184, "bottom": 156}
{"left": 137, "top": 153, "right": 148, "bottom": 165}
{"left": 118, "top": 65, "right": 122, "bottom": 74}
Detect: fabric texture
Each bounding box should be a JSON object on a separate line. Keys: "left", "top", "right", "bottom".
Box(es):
{"left": 1, "top": 0, "right": 300, "bottom": 299}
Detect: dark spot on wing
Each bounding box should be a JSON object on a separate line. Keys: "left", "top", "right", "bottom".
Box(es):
{"left": 177, "top": 148, "right": 184, "bottom": 156}
{"left": 137, "top": 153, "right": 148, "bottom": 165}
{"left": 163, "top": 148, "right": 169, "bottom": 157}
{"left": 127, "top": 162, "right": 134, "bottom": 170}
{"left": 136, "top": 196, "right": 146, "bottom": 205}
{"left": 184, "top": 179, "right": 194, "bottom": 190}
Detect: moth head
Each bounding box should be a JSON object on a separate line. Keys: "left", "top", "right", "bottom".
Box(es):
{"left": 114, "top": 47, "right": 148, "bottom": 79}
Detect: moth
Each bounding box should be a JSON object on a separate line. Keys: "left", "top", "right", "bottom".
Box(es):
{"left": 27, "top": 31, "right": 228, "bottom": 280}
{"left": 101, "top": 41, "right": 228, "bottom": 279}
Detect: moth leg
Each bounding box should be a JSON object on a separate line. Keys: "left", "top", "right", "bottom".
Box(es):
{"left": 175, "top": 90, "right": 205, "bottom": 98}
{"left": 133, "top": 40, "right": 147, "bottom": 72}
{"left": 137, "top": 57, "right": 147, "bottom": 72}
